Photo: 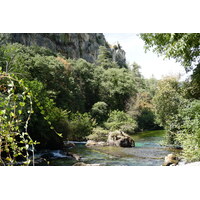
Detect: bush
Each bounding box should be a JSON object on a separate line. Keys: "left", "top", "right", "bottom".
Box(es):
{"left": 68, "top": 112, "right": 96, "bottom": 141}
{"left": 86, "top": 127, "right": 109, "bottom": 142}
{"left": 104, "top": 110, "right": 137, "bottom": 134}
{"left": 137, "top": 108, "right": 158, "bottom": 131}
{"left": 174, "top": 100, "right": 200, "bottom": 162}
{"left": 91, "top": 101, "right": 108, "bottom": 124}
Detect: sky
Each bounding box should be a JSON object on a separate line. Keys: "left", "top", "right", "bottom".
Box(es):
{"left": 104, "top": 33, "right": 187, "bottom": 80}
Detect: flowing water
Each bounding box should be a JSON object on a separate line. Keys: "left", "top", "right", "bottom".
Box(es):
{"left": 36, "top": 130, "right": 178, "bottom": 166}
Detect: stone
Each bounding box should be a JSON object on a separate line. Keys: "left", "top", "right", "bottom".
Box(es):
{"left": 107, "top": 131, "right": 135, "bottom": 147}
{"left": 64, "top": 141, "right": 76, "bottom": 149}
{"left": 73, "top": 162, "right": 100, "bottom": 166}
{"left": 67, "top": 152, "right": 81, "bottom": 161}
{"left": 85, "top": 140, "right": 107, "bottom": 147}
{"left": 163, "top": 154, "right": 179, "bottom": 166}
{"left": 111, "top": 42, "right": 127, "bottom": 68}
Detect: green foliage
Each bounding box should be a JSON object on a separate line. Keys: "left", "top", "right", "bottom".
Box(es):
{"left": 26, "top": 80, "right": 65, "bottom": 149}
{"left": 169, "top": 100, "right": 200, "bottom": 161}
{"left": 153, "top": 76, "right": 183, "bottom": 127}
{"left": 140, "top": 33, "right": 200, "bottom": 71}
{"left": 187, "top": 63, "right": 200, "bottom": 99}
{"left": 68, "top": 112, "right": 96, "bottom": 141}
{"left": 69, "top": 59, "right": 99, "bottom": 112}
{"left": 140, "top": 33, "right": 200, "bottom": 100}
{"left": 86, "top": 127, "right": 109, "bottom": 142}
{"left": 137, "top": 108, "right": 157, "bottom": 131}
{"left": 144, "top": 77, "right": 158, "bottom": 97}
{"left": 127, "top": 90, "right": 158, "bottom": 131}
{"left": 97, "top": 46, "right": 113, "bottom": 69}
{"left": 131, "top": 62, "right": 145, "bottom": 91}
{"left": 104, "top": 110, "right": 137, "bottom": 134}
{"left": 0, "top": 71, "right": 35, "bottom": 166}
{"left": 99, "top": 68, "right": 136, "bottom": 110}
{"left": 91, "top": 102, "right": 108, "bottom": 124}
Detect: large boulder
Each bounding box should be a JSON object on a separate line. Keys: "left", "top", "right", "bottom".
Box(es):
{"left": 107, "top": 131, "right": 135, "bottom": 147}
{"left": 163, "top": 154, "right": 179, "bottom": 166}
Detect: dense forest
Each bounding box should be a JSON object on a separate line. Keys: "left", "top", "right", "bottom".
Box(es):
{"left": 0, "top": 33, "right": 200, "bottom": 166}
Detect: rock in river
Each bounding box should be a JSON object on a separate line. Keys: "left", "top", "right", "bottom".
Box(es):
{"left": 64, "top": 141, "right": 76, "bottom": 149}
{"left": 163, "top": 154, "right": 179, "bottom": 166}
{"left": 86, "top": 131, "right": 135, "bottom": 148}
{"left": 73, "top": 162, "right": 100, "bottom": 166}
{"left": 107, "top": 131, "right": 135, "bottom": 147}
{"left": 86, "top": 140, "right": 107, "bottom": 147}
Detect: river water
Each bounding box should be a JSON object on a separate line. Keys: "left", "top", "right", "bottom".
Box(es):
{"left": 36, "top": 130, "right": 178, "bottom": 166}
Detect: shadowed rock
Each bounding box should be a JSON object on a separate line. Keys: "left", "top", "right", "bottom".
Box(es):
{"left": 107, "top": 131, "right": 135, "bottom": 147}
{"left": 163, "top": 154, "right": 179, "bottom": 166}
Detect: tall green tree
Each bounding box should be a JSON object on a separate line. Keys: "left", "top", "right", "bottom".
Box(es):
{"left": 96, "top": 46, "right": 118, "bottom": 69}
{"left": 153, "top": 76, "right": 182, "bottom": 128}
{"left": 140, "top": 33, "right": 200, "bottom": 71}
{"left": 99, "top": 68, "right": 136, "bottom": 110}
{"left": 140, "top": 33, "right": 200, "bottom": 99}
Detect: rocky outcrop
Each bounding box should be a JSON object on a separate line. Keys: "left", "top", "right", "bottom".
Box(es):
{"left": 163, "top": 154, "right": 179, "bottom": 166}
{"left": 107, "top": 131, "right": 135, "bottom": 147}
{"left": 1, "top": 33, "right": 127, "bottom": 67}
{"left": 111, "top": 42, "right": 127, "bottom": 68}
{"left": 2, "top": 33, "right": 109, "bottom": 63}
{"left": 86, "top": 131, "right": 135, "bottom": 148}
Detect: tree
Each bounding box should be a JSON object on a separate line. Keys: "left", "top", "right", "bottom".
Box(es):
{"left": 97, "top": 46, "right": 112, "bottom": 63}
{"left": 99, "top": 68, "right": 136, "bottom": 110}
{"left": 69, "top": 58, "right": 99, "bottom": 112}
{"left": 131, "top": 62, "right": 145, "bottom": 90}
{"left": 153, "top": 76, "right": 182, "bottom": 128}
{"left": 91, "top": 102, "right": 108, "bottom": 124}
{"left": 140, "top": 33, "right": 200, "bottom": 71}
{"left": 96, "top": 46, "right": 118, "bottom": 69}
{"left": 104, "top": 110, "right": 137, "bottom": 134}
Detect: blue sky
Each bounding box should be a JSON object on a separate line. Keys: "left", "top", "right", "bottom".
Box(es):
{"left": 104, "top": 33, "right": 187, "bottom": 79}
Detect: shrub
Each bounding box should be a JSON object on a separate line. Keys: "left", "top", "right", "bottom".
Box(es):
{"left": 104, "top": 110, "right": 137, "bottom": 134}
{"left": 137, "top": 108, "right": 158, "bottom": 131}
{"left": 68, "top": 112, "right": 96, "bottom": 141}
{"left": 86, "top": 127, "right": 109, "bottom": 142}
{"left": 174, "top": 100, "right": 200, "bottom": 162}
{"left": 91, "top": 101, "right": 108, "bottom": 124}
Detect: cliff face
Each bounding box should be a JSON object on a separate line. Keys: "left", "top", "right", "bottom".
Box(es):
{"left": 110, "top": 42, "right": 127, "bottom": 68}
{"left": 5, "top": 33, "right": 109, "bottom": 63}
{"left": 1, "top": 33, "right": 127, "bottom": 66}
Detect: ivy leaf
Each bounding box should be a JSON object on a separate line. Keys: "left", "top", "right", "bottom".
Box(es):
{"left": 18, "top": 110, "right": 22, "bottom": 115}
{"left": 10, "top": 112, "right": 15, "bottom": 117}
{"left": 19, "top": 102, "right": 25, "bottom": 107}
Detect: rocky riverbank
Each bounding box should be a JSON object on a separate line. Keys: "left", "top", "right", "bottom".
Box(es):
{"left": 162, "top": 153, "right": 200, "bottom": 166}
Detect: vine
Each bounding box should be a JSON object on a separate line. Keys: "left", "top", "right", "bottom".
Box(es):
{"left": 0, "top": 68, "right": 36, "bottom": 166}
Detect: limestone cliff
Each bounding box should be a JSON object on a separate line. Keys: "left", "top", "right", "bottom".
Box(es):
{"left": 110, "top": 42, "right": 127, "bottom": 68}
{"left": 1, "top": 33, "right": 127, "bottom": 66}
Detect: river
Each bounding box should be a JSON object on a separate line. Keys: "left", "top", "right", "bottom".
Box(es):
{"left": 35, "top": 130, "right": 178, "bottom": 166}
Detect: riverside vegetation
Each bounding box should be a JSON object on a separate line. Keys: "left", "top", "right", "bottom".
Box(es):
{"left": 0, "top": 33, "right": 200, "bottom": 165}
